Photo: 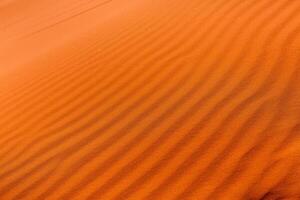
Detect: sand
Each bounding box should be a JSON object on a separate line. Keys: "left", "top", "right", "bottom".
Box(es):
{"left": 0, "top": 0, "right": 300, "bottom": 199}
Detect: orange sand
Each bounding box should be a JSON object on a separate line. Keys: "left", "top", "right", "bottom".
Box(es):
{"left": 0, "top": 0, "right": 300, "bottom": 199}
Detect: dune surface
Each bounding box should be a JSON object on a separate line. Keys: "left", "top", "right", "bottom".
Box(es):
{"left": 0, "top": 0, "right": 300, "bottom": 199}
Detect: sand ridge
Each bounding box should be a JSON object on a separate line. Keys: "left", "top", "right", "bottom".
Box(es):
{"left": 0, "top": 0, "right": 300, "bottom": 199}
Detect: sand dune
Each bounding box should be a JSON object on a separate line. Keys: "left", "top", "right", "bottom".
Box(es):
{"left": 0, "top": 0, "right": 300, "bottom": 199}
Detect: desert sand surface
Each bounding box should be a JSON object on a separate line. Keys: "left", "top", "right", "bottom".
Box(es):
{"left": 0, "top": 0, "right": 300, "bottom": 199}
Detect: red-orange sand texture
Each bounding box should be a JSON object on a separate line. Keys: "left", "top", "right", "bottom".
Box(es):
{"left": 0, "top": 0, "right": 300, "bottom": 199}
